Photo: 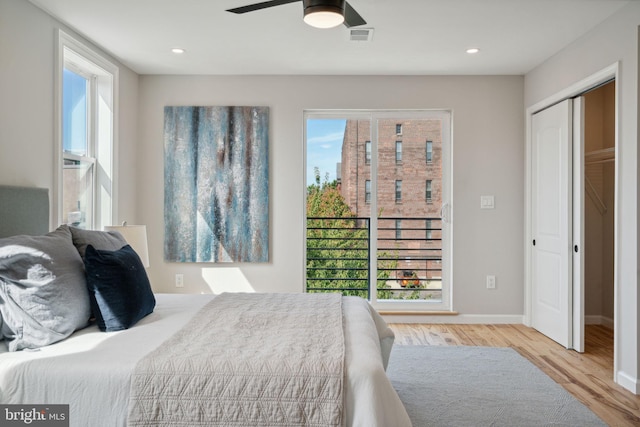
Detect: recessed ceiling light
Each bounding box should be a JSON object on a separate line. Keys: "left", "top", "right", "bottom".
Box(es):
{"left": 171, "top": 48, "right": 185, "bottom": 54}
{"left": 466, "top": 48, "right": 480, "bottom": 54}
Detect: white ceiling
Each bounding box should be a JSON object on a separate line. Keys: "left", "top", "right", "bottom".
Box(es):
{"left": 28, "top": 0, "right": 630, "bottom": 75}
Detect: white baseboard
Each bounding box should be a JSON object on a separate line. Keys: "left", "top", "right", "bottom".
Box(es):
{"left": 382, "top": 314, "right": 524, "bottom": 324}
{"left": 585, "top": 315, "right": 614, "bottom": 329}
{"left": 384, "top": 313, "right": 613, "bottom": 326}
{"left": 617, "top": 370, "right": 639, "bottom": 394}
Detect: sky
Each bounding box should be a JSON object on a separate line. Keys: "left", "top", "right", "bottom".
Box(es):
{"left": 306, "top": 119, "right": 346, "bottom": 186}
{"left": 62, "top": 68, "right": 88, "bottom": 155}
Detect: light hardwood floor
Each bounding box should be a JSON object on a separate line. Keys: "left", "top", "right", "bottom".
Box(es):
{"left": 387, "top": 323, "right": 640, "bottom": 427}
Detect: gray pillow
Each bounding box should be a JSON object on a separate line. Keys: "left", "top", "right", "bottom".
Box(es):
{"left": 0, "top": 226, "right": 91, "bottom": 351}
{"left": 69, "top": 226, "right": 127, "bottom": 259}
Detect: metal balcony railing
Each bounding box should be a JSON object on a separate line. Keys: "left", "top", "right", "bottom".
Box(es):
{"left": 306, "top": 217, "right": 443, "bottom": 300}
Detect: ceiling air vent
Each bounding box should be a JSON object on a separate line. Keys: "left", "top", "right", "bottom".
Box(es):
{"left": 350, "top": 28, "right": 373, "bottom": 42}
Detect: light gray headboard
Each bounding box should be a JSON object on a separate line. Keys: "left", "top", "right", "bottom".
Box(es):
{"left": 0, "top": 185, "right": 50, "bottom": 238}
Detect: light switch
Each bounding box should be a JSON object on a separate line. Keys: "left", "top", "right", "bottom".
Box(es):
{"left": 481, "top": 195, "right": 495, "bottom": 209}
{"left": 486, "top": 275, "right": 496, "bottom": 289}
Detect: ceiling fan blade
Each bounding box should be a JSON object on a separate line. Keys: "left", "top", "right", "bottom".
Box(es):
{"left": 343, "top": 1, "right": 366, "bottom": 27}
{"left": 227, "top": 0, "right": 301, "bottom": 14}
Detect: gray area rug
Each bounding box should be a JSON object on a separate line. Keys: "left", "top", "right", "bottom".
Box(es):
{"left": 386, "top": 346, "right": 607, "bottom": 427}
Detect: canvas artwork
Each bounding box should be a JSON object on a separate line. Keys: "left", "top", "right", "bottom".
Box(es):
{"left": 164, "top": 106, "right": 269, "bottom": 263}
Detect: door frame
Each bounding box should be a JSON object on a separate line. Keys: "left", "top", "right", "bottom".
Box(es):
{"left": 524, "top": 63, "right": 619, "bottom": 363}
{"left": 572, "top": 96, "right": 585, "bottom": 353}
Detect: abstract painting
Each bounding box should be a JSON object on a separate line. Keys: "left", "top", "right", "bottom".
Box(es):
{"left": 164, "top": 106, "right": 269, "bottom": 263}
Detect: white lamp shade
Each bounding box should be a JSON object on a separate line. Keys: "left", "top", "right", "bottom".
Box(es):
{"left": 104, "top": 224, "right": 150, "bottom": 268}
{"left": 303, "top": 10, "right": 344, "bottom": 28}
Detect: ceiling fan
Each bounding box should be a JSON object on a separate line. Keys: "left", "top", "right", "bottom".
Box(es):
{"left": 226, "top": 0, "right": 367, "bottom": 29}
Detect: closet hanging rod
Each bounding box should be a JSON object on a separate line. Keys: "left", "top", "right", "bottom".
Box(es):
{"left": 585, "top": 147, "right": 614, "bottom": 164}
{"left": 586, "top": 159, "right": 615, "bottom": 165}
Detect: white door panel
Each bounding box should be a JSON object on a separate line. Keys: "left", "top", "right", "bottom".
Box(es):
{"left": 536, "top": 251, "right": 561, "bottom": 308}
{"left": 536, "top": 129, "right": 562, "bottom": 236}
{"left": 531, "top": 99, "right": 572, "bottom": 348}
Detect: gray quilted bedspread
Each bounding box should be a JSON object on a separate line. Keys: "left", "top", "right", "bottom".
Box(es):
{"left": 127, "top": 292, "right": 345, "bottom": 426}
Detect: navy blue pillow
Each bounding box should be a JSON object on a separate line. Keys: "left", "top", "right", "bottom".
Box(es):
{"left": 84, "top": 244, "right": 155, "bottom": 332}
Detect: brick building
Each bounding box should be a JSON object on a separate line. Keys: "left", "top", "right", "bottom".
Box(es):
{"left": 340, "top": 118, "right": 443, "bottom": 284}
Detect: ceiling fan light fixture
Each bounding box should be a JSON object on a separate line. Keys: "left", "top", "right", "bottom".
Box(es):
{"left": 303, "top": 0, "right": 345, "bottom": 29}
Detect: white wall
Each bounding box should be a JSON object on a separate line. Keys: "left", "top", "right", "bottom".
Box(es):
{"left": 0, "top": 0, "right": 140, "bottom": 226}
{"left": 138, "top": 75, "right": 525, "bottom": 318}
{"left": 2, "top": 0, "right": 526, "bottom": 319}
{"left": 524, "top": 2, "right": 639, "bottom": 393}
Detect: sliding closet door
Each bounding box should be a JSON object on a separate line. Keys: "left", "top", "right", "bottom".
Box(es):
{"left": 572, "top": 96, "right": 585, "bottom": 353}
{"left": 531, "top": 99, "right": 572, "bottom": 348}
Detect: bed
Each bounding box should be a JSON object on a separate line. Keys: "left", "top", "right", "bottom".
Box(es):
{"left": 0, "top": 185, "right": 412, "bottom": 427}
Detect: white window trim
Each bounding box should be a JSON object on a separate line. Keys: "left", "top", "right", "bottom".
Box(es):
{"left": 54, "top": 30, "right": 118, "bottom": 230}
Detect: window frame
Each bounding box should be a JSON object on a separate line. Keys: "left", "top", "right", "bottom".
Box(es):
{"left": 55, "top": 30, "right": 118, "bottom": 231}
{"left": 395, "top": 140, "right": 402, "bottom": 164}
{"left": 365, "top": 179, "right": 371, "bottom": 203}
{"left": 395, "top": 179, "right": 402, "bottom": 202}
{"left": 426, "top": 179, "right": 433, "bottom": 202}
{"left": 426, "top": 140, "right": 433, "bottom": 163}
{"left": 365, "top": 140, "right": 371, "bottom": 164}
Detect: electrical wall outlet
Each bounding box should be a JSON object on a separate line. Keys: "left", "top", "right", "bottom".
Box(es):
{"left": 486, "top": 275, "right": 496, "bottom": 289}
{"left": 175, "top": 274, "right": 184, "bottom": 288}
{"left": 481, "top": 195, "right": 495, "bottom": 209}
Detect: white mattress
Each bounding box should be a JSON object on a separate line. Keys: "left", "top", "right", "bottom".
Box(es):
{"left": 0, "top": 293, "right": 411, "bottom": 427}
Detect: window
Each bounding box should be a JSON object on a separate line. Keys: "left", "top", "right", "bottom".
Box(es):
{"left": 396, "top": 141, "right": 402, "bottom": 163}
{"left": 426, "top": 140, "right": 433, "bottom": 163}
{"left": 305, "top": 110, "right": 451, "bottom": 311}
{"left": 57, "top": 31, "right": 117, "bottom": 230}
{"left": 396, "top": 123, "right": 402, "bottom": 135}
{"left": 365, "top": 180, "right": 371, "bottom": 203}
{"left": 426, "top": 180, "right": 432, "bottom": 202}
{"left": 62, "top": 68, "right": 93, "bottom": 228}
